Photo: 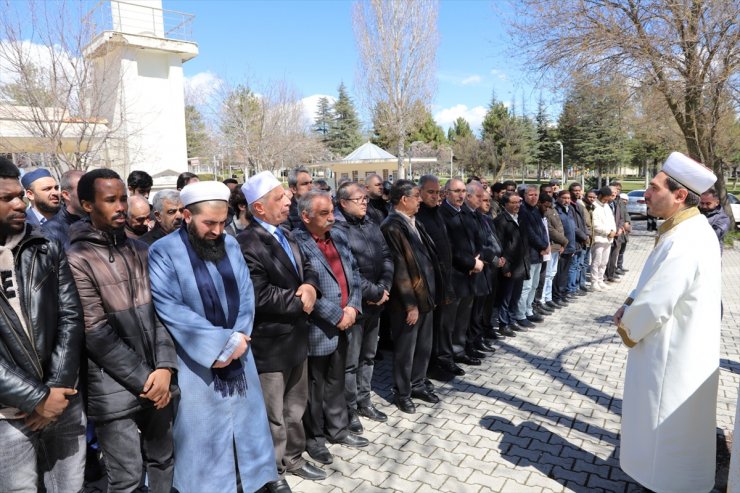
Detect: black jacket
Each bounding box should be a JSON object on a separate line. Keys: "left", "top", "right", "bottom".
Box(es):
{"left": 139, "top": 223, "right": 168, "bottom": 246}
{"left": 333, "top": 207, "right": 394, "bottom": 306}
{"left": 238, "top": 221, "right": 321, "bottom": 373}
{"left": 41, "top": 206, "right": 82, "bottom": 251}
{"left": 67, "top": 221, "right": 178, "bottom": 421}
{"left": 0, "top": 225, "right": 84, "bottom": 415}
{"left": 415, "top": 203, "right": 457, "bottom": 305}
{"left": 367, "top": 197, "right": 389, "bottom": 226}
{"left": 520, "top": 203, "right": 549, "bottom": 265}
{"left": 283, "top": 198, "right": 303, "bottom": 231}
{"left": 439, "top": 201, "right": 483, "bottom": 299}
{"left": 494, "top": 211, "right": 530, "bottom": 280}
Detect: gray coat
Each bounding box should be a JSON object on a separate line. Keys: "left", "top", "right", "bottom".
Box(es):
{"left": 293, "top": 227, "right": 363, "bottom": 357}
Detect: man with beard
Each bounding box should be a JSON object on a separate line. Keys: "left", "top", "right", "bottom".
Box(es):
{"left": 699, "top": 187, "right": 730, "bottom": 250}
{"left": 140, "top": 190, "right": 184, "bottom": 246}
{"left": 42, "top": 170, "right": 85, "bottom": 250}
{"left": 0, "top": 157, "right": 85, "bottom": 492}
{"left": 148, "top": 181, "right": 279, "bottom": 492}
{"left": 285, "top": 166, "right": 314, "bottom": 230}
{"left": 21, "top": 168, "right": 60, "bottom": 226}
{"left": 293, "top": 190, "right": 368, "bottom": 466}
{"left": 67, "top": 169, "right": 178, "bottom": 493}
{"left": 125, "top": 194, "right": 151, "bottom": 239}
{"left": 365, "top": 173, "right": 389, "bottom": 225}
{"left": 238, "top": 171, "right": 326, "bottom": 487}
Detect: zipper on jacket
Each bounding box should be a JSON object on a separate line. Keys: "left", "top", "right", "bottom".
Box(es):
{"left": 9, "top": 238, "right": 45, "bottom": 377}
{"left": 118, "top": 242, "right": 156, "bottom": 368}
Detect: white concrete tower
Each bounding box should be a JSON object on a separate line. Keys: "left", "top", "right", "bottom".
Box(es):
{"left": 84, "top": 0, "right": 198, "bottom": 180}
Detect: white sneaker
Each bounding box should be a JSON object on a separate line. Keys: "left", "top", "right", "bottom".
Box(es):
{"left": 599, "top": 281, "right": 609, "bottom": 290}
{"left": 592, "top": 283, "right": 603, "bottom": 292}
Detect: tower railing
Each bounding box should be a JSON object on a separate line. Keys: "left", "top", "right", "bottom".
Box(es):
{"left": 84, "top": 0, "right": 194, "bottom": 42}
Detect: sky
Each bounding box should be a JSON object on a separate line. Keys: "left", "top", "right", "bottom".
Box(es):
{"left": 166, "top": 0, "right": 560, "bottom": 133}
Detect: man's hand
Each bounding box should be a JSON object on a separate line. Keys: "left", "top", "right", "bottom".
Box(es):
{"left": 296, "top": 284, "right": 317, "bottom": 314}
{"left": 338, "top": 307, "right": 357, "bottom": 330}
{"left": 613, "top": 305, "right": 626, "bottom": 327}
{"left": 406, "top": 307, "right": 419, "bottom": 325}
{"left": 140, "top": 368, "right": 173, "bottom": 409}
{"left": 25, "top": 411, "right": 54, "bottom": 431}
{"left": 34, "top": 387, "right": 76, "bottom": 418}
{"left": 376, "top": 290, "right": 389, "bottom": 305}
{"left": 471, "top": 255, "right": 484, "bottom": 274}
{"left": 498, "top": 257, "right": 507, "bottom": 268}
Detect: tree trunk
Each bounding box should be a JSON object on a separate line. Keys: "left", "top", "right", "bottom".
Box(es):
{"left": 397, "top": 138, "right": 405, "bottom": 179}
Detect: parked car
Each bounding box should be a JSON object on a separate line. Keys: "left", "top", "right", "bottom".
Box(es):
{"left": 728, "top": 193, "right": 740, "bottom": 226}
{"left": 627, "top": 190, "right": 647, "bottom": 218}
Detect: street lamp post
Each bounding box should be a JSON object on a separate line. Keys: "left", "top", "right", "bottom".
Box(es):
{"left": 555, "top": 140, "right": 564, "bottom": 187}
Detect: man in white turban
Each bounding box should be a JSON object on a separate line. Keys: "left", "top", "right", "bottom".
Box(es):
{"left": 613, "top": 152, "right": 720, "bottom": 493}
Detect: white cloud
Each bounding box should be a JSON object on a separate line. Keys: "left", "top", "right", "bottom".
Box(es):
{"left": 490, "top": 69, "right": 508, "bottom": 81}
{"left": 460, "top": 75, "right": 482, "bottom": 85}
{"left": 300, "top": 94, "right": 336, "bottom": 126}
{"left": 433, "top": 104, "right": 488, "bottom": 132}
{"left": 184, "top": 71, "right": 223, "bottom": 105}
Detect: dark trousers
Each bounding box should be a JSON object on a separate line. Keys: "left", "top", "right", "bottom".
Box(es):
{"left": 432, "top": 300, "right": 457, "bottom": 366}
{"left": 259, "top": 360, "right": 308, "bottom": 476}
{"left": 95, "top": 404, "right": 174, "bottom": 493}
{"left": 553, "top": 252, "right": 573, "bottom": 301}
{"left": 304, "top": 332, "right": 349, "bottom": 450}
{"left": 617, "top": 238, "right": 628, "bottom": 269}
{"left": 469, "top": 294, "right": 491, "bottom": 348}
{"left": 345, "top": 308, "right": 381, "bottom": 410}
{"left": 390, "top": 309, "right": 433, "bottom": 398}
{"left": 534, "top": 260, "right": 548, "bottom": 302}
{"left": 497, "top": 275, "right": 524, "bottom": 326}
{"left": 605, "top": 238, "right": 622, "bottom": 279}
{"left": 450, "top": 296, "right": 474, "bottom": 357}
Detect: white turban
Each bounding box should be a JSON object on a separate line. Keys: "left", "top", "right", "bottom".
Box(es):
{"left": 242, "top": 171, "right": 282, "bottom": 204}
{"left": 661, "top": 152, "right": 716, "bottom": 194}
{"left": 180, "top": 181, "right": 230, "bottom": 207}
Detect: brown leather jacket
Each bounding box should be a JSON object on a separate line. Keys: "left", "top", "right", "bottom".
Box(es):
{"left": 67, "top": 220, "right": 177, "bottom": 421}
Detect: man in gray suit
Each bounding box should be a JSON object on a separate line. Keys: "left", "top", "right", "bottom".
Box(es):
{"left": 293, "top": 190, "right": 369, "bottom": 467}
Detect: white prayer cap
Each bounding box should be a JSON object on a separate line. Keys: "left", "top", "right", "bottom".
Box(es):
{"left": 180, "top": 181, "right": 230, "bottom": 207}
{"left": 242, "top": 171, "right": 282, "bottom": 203}
{"left": 661, "top": 152, "right": 716, "bottom": 194}
{"left": 620, "top": 193, "right": 628, "bottom": 201}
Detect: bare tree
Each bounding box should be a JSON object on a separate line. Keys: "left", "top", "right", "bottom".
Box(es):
{"left": 353, "top": 0, "right": 438, "bottom": 178}
{"left": 510, "top": 0, "right": 739, "bottom": 221}
{"left": 0, "top": 0, "right": 124, "bottom": 174}
{"left": 218, "top": 79, "right": 326, "bottom": 177}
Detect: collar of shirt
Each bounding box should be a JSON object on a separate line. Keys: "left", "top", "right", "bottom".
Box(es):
{"left": 444, "top": 199, "right": 461, "bottom": 212}
{"left": 505, "top": 210, "right": 518, "bottom": 223}
{"left": 29, "top": 206, "right": 45, "bottom": 223}
{"left": 254, "top": 217, "right": 279, "bottom": 236}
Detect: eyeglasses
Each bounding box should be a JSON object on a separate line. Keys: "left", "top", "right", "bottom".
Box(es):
{"left": 449, "top": 189, "right": 465, "bottom": 194}
{"left": 346, "top": 196, "right": 368, "bottom": 203}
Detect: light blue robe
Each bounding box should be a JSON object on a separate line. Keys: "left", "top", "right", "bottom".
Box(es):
{"left": 148, "top": 233, "right": 277, "bottom": 492}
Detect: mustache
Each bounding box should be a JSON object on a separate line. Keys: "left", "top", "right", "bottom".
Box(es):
{"left": 112, "top": 213, "right": 126, "bottom": 221}
{"left": 7, "top": 212, "right": 26, "bottom": 221}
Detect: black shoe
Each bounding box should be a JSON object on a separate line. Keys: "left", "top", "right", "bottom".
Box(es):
{"left": 411, "top": 388, "right": 441, "bottom": 404}
{"left": 616, "top": 268, "right": 625, "bottom": 275}
{"left": 454, "top": 354, "right": 482, "bottom": 365}
{"left": 510, "top": 323, "right": 528, "bottom": 332}
{"left": 348, "top": 410, "right": 363, "bottom": 434}
{"left": 575, "top": 290, "right": 587, "bottom": 297}
{"left": 329, "top": 433, "right": 369, "bottom": 448}
{"left": 553, "top": 299, "right": 569, "bottom": 306}
{"left": 473, "top": 340, "right": 496, "bottom": 352}
{"left": 516, "top": 319, "right": 535, "bottom": 328}
{"left": 527, "top": 314, "right": 545, "bottom": 323}
{"left": 535, "top": 304, "right": 554, "bottom": 314}
{"left": 424, "top": 378, "right": 435, "bottom": 392}
{"left": 620, "top": 267, "right": 629, "bottom": 272}
{"left": 263, "top": 479, "right": 293, "bottom": 493}
{"left": 306, "top": 446, "right": 333, "bottom": 465}
{"left": 499, "top": 326, "right": 516, "bottom": 337}
{"left": 545, "top": 301, "right": 561, "bottom": 310}
{"left": 438, "top": 362, "right": 466, "bottom": 376}
{"left": 290, "top": 462, "right": 327, "bottom": 480}
{"left": 467, "top": 348, "right": 486, "bottom": 359}
{"left": 579, "top": 285, "right": 591, "bottom": 293}
{"left": 357, "top": 404, "right": 387, "bottom": 422}
{"left": 485, "top": 329, "right": 500, "bottom": 339}
{"left": 395, "top": 396, "right": 416, "bottom": 414}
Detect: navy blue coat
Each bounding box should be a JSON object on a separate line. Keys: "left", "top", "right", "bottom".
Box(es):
{"left": 555, "top": 203, "right": 577, "bottom": 255}
{"left": 519, "top": 203, "right": 549, "bottom": 265}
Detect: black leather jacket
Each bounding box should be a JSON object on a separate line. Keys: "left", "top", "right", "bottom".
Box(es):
{"left": 333, "top": 206, "right": 394, "bottom": 305}
{"left": 0, "top": 225, "right": 84, "bottom": 414}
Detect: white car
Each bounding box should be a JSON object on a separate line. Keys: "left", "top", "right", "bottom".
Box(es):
{"left": 626, "top": 190, "right": 647, "bottom": 218}
{"left": 728, "top": 193, "right": 740, "bottom": 226}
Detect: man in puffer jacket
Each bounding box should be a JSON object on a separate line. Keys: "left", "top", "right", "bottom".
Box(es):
{"left": 67, "top": 169, "right": 178, "bottom": 493}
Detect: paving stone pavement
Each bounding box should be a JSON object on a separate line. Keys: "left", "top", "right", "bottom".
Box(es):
{"left": 288, "top": 225, "right": 740, "bottom": 493}
{"left": 83, "top": 221, "right": 739, "bottom": 493}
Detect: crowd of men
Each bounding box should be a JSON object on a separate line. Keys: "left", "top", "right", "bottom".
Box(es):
{"left": 0, "top": 153, "right": 728, "bottom": 493}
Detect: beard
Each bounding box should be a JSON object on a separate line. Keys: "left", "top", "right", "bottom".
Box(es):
{"left": 36, "top": 199, "right": 60, "bottom": 215}
{"left": 187, "top": 221, "right": 226, "bottom": 262}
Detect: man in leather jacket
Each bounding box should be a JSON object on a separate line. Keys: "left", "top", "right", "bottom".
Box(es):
{"left": 0, "top": 157, "right": 86, "bottom": 491}
{"left": 67, "top": 169, "right": 177, "bottom": 493}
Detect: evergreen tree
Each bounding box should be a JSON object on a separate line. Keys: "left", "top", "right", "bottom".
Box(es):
{"left": 313, "top": 97, "right": 333, "bottom": 143}
{"left": 327, "top": 83, "right": 363, "bottom": 157}
{"left": 185, "top": 104, "right": 211, "bottom": 159}
{"left": 448, "top": 117, "right": 473, "bottom": 142}
{"left": 409, "top": 109, "right": 446, "bottom": 145}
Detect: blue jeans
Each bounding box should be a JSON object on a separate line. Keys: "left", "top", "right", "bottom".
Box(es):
{"left": 515, "top": 262, "right": 542, "bottom": 319}
{"left": 568, "top": 250, "right": 585, "bottom": 293}
{"left": 580, "top": 246, "right": 591, "bottom": 287}
{"left": 0, "top": 395, "right": 86, "bottom": 493}
{"left": 540, "top": 251, "right": 560, "bottom": 303}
